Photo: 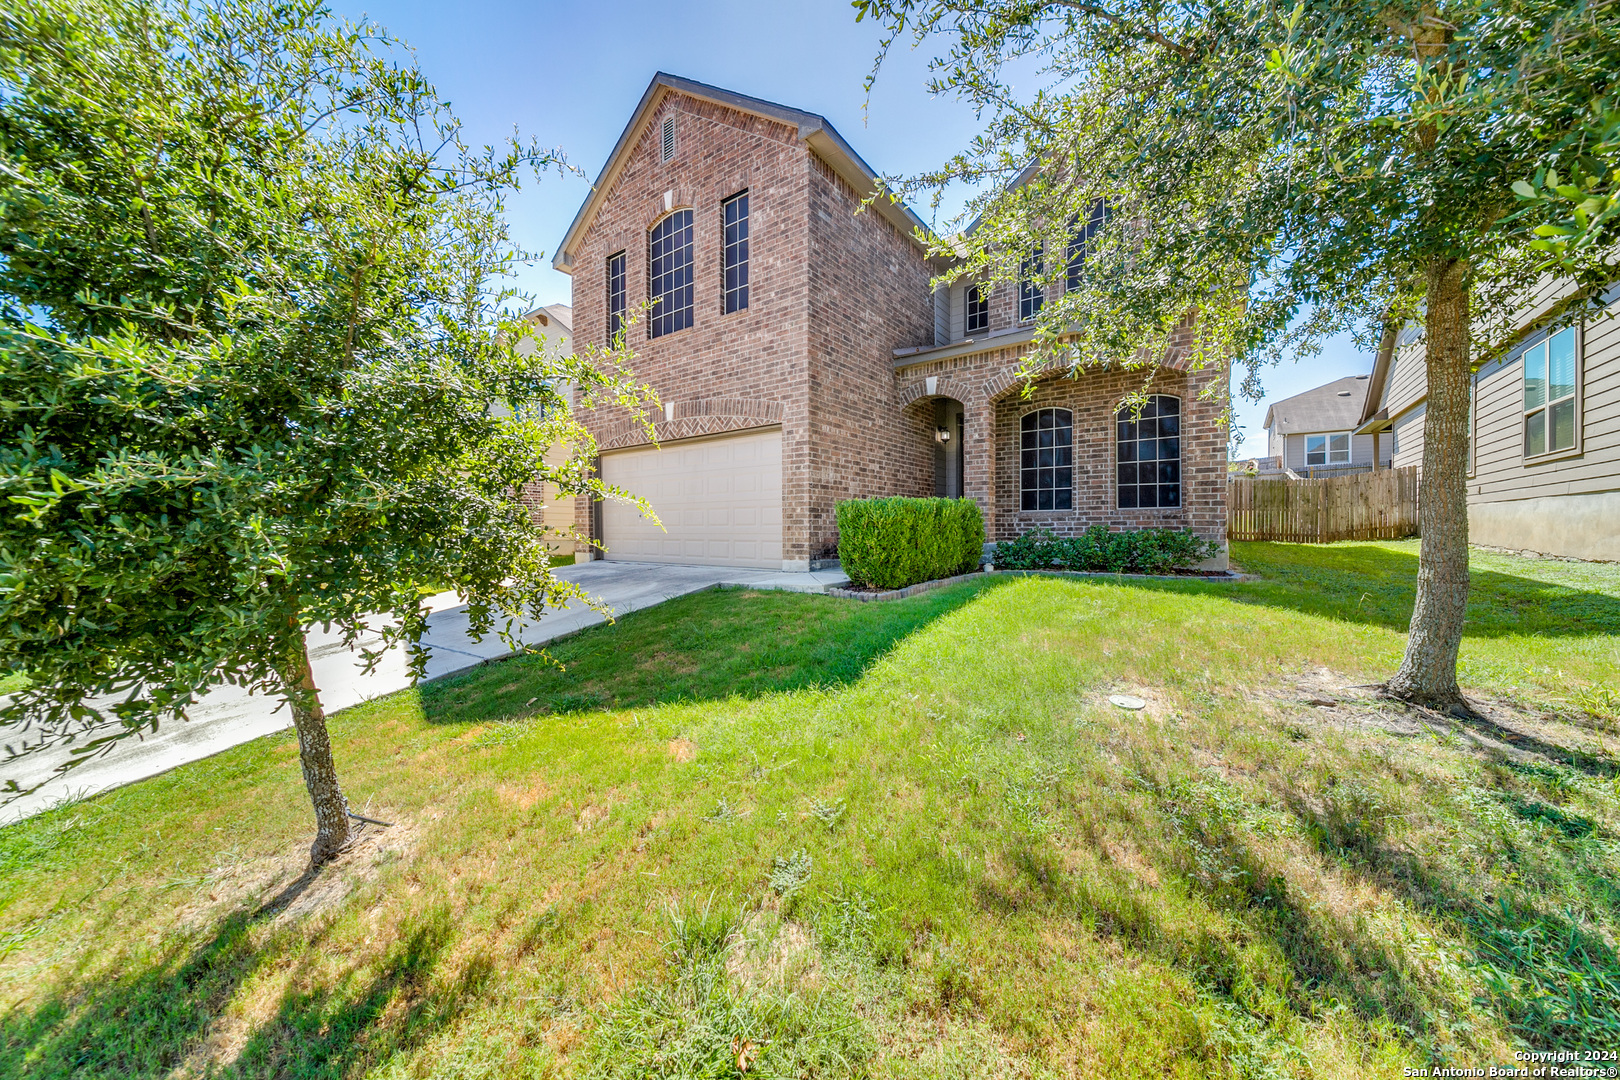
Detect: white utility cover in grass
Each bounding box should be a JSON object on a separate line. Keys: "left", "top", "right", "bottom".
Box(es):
{"left": 600, "top": 427, "right": 784, "bottom": 569}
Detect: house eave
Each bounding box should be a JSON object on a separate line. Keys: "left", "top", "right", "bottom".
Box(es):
{"left": 893, "top": 326, "right": 1038, "bottom": 369}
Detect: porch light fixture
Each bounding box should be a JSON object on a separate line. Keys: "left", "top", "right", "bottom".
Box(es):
{"left": 935, "top": 427, "right": 952, "bottom": 443}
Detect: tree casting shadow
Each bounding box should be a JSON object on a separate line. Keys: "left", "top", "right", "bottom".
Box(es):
{"left": 0, "top": 897, "right": 473, "bottom": 1079}
{"left": 416, "top": 577, "right": 1004, "bottom": 725}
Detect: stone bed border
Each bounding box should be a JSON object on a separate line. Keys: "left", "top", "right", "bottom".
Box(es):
{"left": 826, "top": 566, "right": 1254, "bottom": 602}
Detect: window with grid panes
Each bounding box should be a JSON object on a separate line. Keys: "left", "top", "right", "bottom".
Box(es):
{"left": 1116, "top": 395, "right": 1181, "bottom": 507}
{"left": 606, "top": 251, "right": 626, "bottom": 340}
{"left": 722, "top": 192, "right": 749, "bottom": 313}
{"left": 1020, "top": 408, "right": 1073, "bottom": 510}
{"left": 1019, "top": 246, "right": 1044, "bottom": 321}
{"left": 648, "top": 210, "right": 693, "bottom": 338}
{"left": 965, "top": 284, "right": 989, "bottom": 334}
{"left": 1066, "top": 201, "right": 1108, "bottom": 291}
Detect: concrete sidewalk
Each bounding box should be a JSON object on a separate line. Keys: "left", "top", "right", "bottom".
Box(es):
{"left": 1, "top": 560, "right": 848, "bottom": 824}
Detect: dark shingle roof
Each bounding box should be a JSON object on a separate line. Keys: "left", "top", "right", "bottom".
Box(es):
{"left": 1263, "top": 375, "right": 1371, "bottom": 435}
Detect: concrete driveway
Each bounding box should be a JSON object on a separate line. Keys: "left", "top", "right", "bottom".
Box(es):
{"left": 1, "top": 560, "right": 848, "bottom": 823}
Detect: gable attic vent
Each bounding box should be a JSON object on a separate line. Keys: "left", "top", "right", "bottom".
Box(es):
{"left": 661, "top": 117, "right": 675, "bottom": 162}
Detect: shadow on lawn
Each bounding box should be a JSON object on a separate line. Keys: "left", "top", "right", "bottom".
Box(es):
{"left": 417, "top": 577, "right": 1002, "bottom": 726}
{"left": 0, "top": 899, "right": 475, "bottom": 1079}
{"left": 1213, "top": 543, "right": 1620, "bottom": 639}
{"left": 1283, "top": 784, "right": 1620, "bottom": 1048}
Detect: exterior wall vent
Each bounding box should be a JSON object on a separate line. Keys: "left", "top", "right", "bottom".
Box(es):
{"left": 661, "top": 116, "right": 675, "bottom": 162}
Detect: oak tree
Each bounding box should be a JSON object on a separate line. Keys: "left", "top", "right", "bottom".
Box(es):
{"left": 0, "top": 0, "right": 650, "bottom": 861}
{"left": 857, "top": 0, "right": 1619, "bottom": 705}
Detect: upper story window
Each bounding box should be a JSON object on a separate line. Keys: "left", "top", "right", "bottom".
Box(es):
{"left": 1020, "top": 407, "right": 1073, "bottom": 511}
{"left": 1306, "top": 432, "right": 1350, "bottom": 466}
{"left": 606, "top": 250, "right": 626, "bottom": 341}
{"left": 965, "top": 284, "right": 989, "bottom": 334}
{"left": 661, "top": 116, "right": 676, "bottom": 163}
{"left": 1117, "top": 395, "right": 1181, "bottom": 508}
{"left": 1524, "top": 324, "right": 1578, "bottom": 459}
{"left": 722, "top": 191, "right": 749, "bottom": 314}
{"left": 1019, "top": 246, "right": 1044, "bottom": 321}
{"left": 649, "top": 209, "right": 694, "bottom": 338}
{"left": 1066, "top": 201, "right": 1108, "bottom": 291}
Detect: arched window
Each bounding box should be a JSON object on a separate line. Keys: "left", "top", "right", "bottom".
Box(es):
{"left": 1117, "top": 395, "right": 1181, "bottom": 508}
{"left": 1020, "top": 408, "right": 1073, "bottom": 510}
{"left": 965, "top": 283, "right": 989, "bottom": 334}
{"left": 649, "top": 209, "right": 693, "bottom": 338}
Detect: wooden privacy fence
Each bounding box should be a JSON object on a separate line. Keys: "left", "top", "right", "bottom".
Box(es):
{"left": 1228, "top": 466, "right": 1420, "bottom": 542}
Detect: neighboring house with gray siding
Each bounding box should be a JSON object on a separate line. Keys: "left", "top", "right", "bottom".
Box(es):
{"left": 1262, "top": 374, "right": 1390, "bottom": 476}
{"left": 1355, "top": 280, "right": 1620, "bottom": 562}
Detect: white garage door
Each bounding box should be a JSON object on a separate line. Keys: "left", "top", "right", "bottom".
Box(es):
{"left": 600, "top": 428, "right": 783, "bottom": 568}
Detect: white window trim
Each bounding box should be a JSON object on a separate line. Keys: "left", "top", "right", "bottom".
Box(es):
{"left": 1522, "top": 321, "right": 1583, "bottom": 466}
{"left": 1304, "top": 432, "right": 1352, "bottom": 467}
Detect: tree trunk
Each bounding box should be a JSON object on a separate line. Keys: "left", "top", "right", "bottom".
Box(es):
{"left": 278, "top": 623, "right": 352, "bottom": 865}
{"left": 1388, "top": 257, "right": 1472, "bottom": 706}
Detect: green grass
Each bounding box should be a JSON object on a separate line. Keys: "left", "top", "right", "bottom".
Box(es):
{"left": 2, "top": 540, "right": 1618, "bottom": 1078}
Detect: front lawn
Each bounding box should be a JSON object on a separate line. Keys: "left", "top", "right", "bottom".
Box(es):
{"left": 2, "top": 541, "right": 1617, "bottom": 1078}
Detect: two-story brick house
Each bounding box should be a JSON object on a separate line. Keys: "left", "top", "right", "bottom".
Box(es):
{"left": 552, "top": 73, "right": 1229, "bottom": 571}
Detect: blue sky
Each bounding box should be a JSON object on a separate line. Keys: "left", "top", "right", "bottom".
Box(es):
{"left": 352, "top": 0, "right": 1372, "bottom": 455}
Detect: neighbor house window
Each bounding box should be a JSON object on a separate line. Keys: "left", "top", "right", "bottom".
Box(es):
{"left": 606, "top": 250, "right": 626, "bottom": 340}
{"left": 649, "top": 209, "right": 694, "bottom": 338}
{"left": 1524, "top": 324, "right": 1578, "bottom": 458}
{"left": 1305, "top": 432, "right": 1351, "bottom": 466}
{"left": 965, "top": 284, "right": 989, "bottom": 334}
{"left": 1019, "top": 246, "right": 1044, "bottom": 321}
{"left": 1117, "top": 395, "right": 1181, "bottom": 508}
{"left": 1020, "top": 407, "right": 1073, "bottom": 511}
{"left": 722, "top": 191, "right": 749, "bottom": 314}
{"left": 1066, "top": 201, "right": 1108, "bottom": 291}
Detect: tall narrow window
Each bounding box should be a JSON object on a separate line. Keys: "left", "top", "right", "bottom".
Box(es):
{"left": 649, "top": 209, "right": 694, "bottom": 338}
{"left": 1019, "top": 246, "right": 1044, "bottom": 321}
{"left": 1066, "top": 201, "right": 1108, "bottom": 291}
{"left": 1524, "top": 324, "right": 1578, "bottom": 458}
{"left": 1017, "top": 247, "right": 1043, "bottom": 323}
{"left": 722, "top": 191, "right": 749, "bottom": 313}
{"left": 965, "top": 284, "right": 989, "bottom": 334}
{"left": 1117, "top": 395, "right": 1181, "bottom": 508}
{"left": 661, "top": 116, "right": 676, "bottom": 162}
{"left": 1020, "top": 408, "right": 1073, "bottom": 510}
{"left": 606, "top": 250, "right": 626, "bottom": 340}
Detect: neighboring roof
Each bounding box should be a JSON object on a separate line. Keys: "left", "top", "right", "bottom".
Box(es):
{"left": 521, "top": 303, "right": 571, "bottom": 333}
{"left": 552, "top": 73, "right": 933, "bottom": 273}
{"left": 1262, "top": 375, "right": 1371, "bottom": 435}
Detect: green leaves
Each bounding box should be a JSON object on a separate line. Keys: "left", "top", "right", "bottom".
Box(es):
{"left": 1513, "top": 101, "right": 1620, "bottom": 276}
{"left": 859, "top": 0, "right": 1618, "bottom": 380}
{"left": 0, "top": 0, "right": 653, "bottom": 794}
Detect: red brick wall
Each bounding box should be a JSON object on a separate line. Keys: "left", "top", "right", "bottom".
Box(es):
{"left": 991, "top": 367, "right": 1227, "bottom": 544}
{"left": 804, "top": 157, "right": 938, "bottom": 557}
{"left": 566, "top": 92, "right": 815, "bottom": 551}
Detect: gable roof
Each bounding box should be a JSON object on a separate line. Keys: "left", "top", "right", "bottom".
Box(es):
{"left": 1262, "top": 375, "right": 1371, "bottom": 435}
{"left": 552, "top": 73, "right": 933, "bottom": 274}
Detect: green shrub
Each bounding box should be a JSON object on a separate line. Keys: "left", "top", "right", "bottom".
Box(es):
{"left": 835, "top": 497, "right": 984, "bottom": 590}
{"left": 994, "top": 525, "right": 1220, "bottom": 575}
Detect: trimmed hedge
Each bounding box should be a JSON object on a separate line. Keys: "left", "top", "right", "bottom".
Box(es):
{"left": 994, "top": 525, "right": 1220, "bottom": 575}
{"left": 835, "top": 497, "right": 984, "bottom": 590}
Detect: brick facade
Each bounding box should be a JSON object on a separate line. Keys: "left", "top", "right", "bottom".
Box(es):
{"left": 554, "top": 76, "right": 1229, "bottom": 569}
{"left": 566, "top": 90, "right": 815, "bottom": 557}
